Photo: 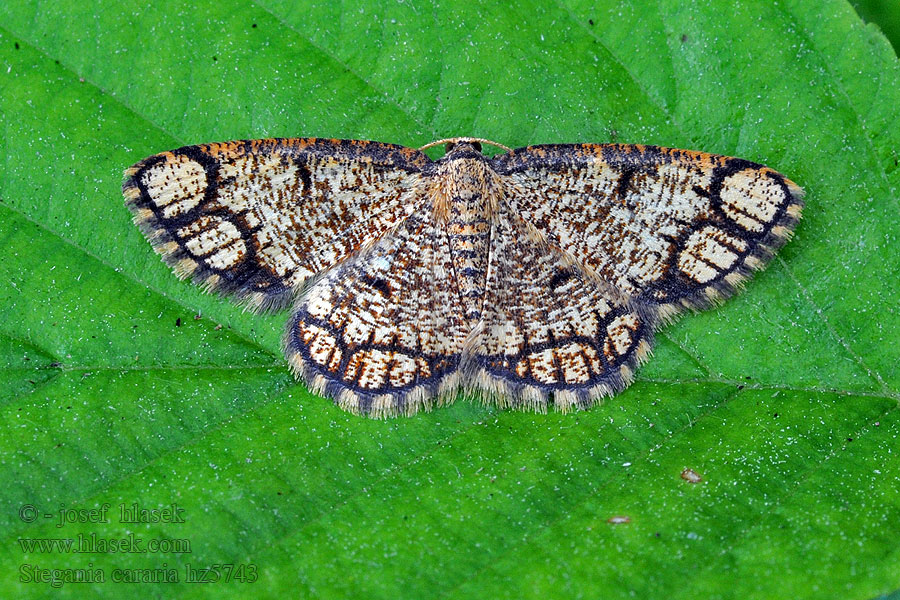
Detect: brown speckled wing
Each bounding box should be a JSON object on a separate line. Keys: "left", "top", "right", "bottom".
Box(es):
{"left": 283, "top": 200, "right": 470, "bottom": 418}
{"left": 123, "top": 138, "right": 429, "bottom": 311}
{"left": 466, "top": 209, "right": 655, "bottom": 412}
{"left": 492, "top": 144, "right": 804, "bottom": 321}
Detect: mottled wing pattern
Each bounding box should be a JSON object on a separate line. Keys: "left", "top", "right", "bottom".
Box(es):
{"left": 493, "top": 144, "right": 804, "bottom": 319}
{"left": 125, "top": 136, "right": 804, "bottom": 418}
{"left": 123, "top": 138, "right": 428, "bottom": 310}
{"left": 467, "top": 210, "right": 654, "bottom": 412}
{"left": 284, "top": 201, "right": 470, "bottom": 417}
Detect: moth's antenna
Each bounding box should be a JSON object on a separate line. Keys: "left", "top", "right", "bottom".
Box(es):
{"left": 419, "top": 137, "right": 512, "bottom": 153}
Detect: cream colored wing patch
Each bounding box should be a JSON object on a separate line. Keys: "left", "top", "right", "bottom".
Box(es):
{"left": 123, "top": 138, "right": 428, "bottom": 311}
{"left": 493, "top": 144, "right": 804, "bottom": 319}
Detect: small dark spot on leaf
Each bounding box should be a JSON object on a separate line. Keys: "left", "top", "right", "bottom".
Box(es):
{"left": 737, "top": 384, "right": 745, "bottom": 391}
{"left": 66, "top": 406, "right": 72, "bottom": 410}
{"left": 176, "top": 317, "right": 182, "bottom": 327}
{"left": 194, "top": 314, "right": 202, "bottom": 320}
{"left": 588, "top": 19, "right": 594, "bottom": 26}
{"left": 681, "top": 468, "right": 703, "bottom": 483}
{"left": 681, "top": 33, "right": 688, "bottom": 43}
{"left": 773, "top": 412, "right": 779, "bottom": 418}
{"left": 847, "top": 438, "right": 853, "bottom": 442}
{"left": 15, "top": 42, "right": 20, "bottom": 50}
{"left": 50, "top": 361, "right": 62, "bottom": 368}
{"left": 212, "top": 56, "right": 217, "bottom": 61}
{"left": 252, "top": 23, "right": 257, "bottom": 28}
{"left": 655, "top": 532, "right": 661, "bottom": 538}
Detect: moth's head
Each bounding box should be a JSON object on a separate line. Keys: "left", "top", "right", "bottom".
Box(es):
{"left": 442, "top": 139, "right": 483, "bottom": 160}
{"left": 418, "top": 138, "right": 510, "bottom": 161}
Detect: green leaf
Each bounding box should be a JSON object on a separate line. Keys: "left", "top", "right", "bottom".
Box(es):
{"left": 1, "top": 1, "right": 898, "bottom": 598}
{"left": 852, "top": 0, "right": 900, "bottom": 52}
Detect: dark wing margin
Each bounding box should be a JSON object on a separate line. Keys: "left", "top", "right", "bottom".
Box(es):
{"left": 123, "top": 138, "right": 429, "bottom": 311}
{"left": 492, "top": 144, "right": 804, "bottom": 321}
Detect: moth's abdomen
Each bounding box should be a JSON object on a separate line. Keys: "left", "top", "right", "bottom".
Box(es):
{"left": 445, "top": 194, "right": 491, "bottom": 323}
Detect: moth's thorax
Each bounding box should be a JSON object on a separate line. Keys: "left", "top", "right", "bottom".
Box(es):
{"left": 430, "top": 148, "right": 499, "bottom": 218}
{"left": 429, "top": 148, "right": 499, "bottom": 323}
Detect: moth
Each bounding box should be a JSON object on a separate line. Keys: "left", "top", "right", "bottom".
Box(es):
{"left": 123, "top": 137, "right": 803, "bottom": 417}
